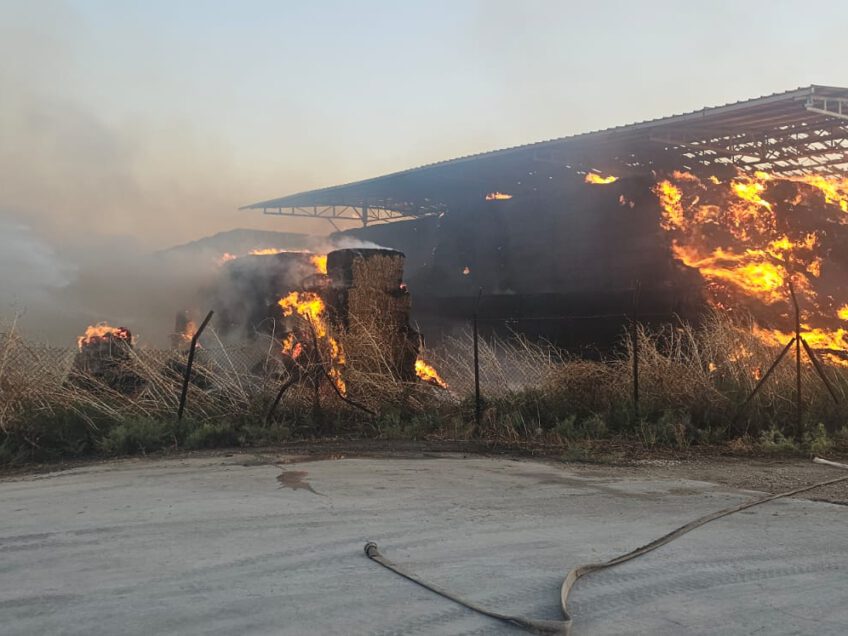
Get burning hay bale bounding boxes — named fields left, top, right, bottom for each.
left=270, top=247, right=447, bottom=417
left=69, top=323, right=145, bottom=394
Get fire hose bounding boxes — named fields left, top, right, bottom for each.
left=364, top=457, right=848, bottom=635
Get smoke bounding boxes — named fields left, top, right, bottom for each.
left=0, top=2, right=311, bottom=345
left=0, top=218, right=75, bottom=305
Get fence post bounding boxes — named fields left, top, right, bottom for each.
left=789, top=283, right=803, bottom=438
left=473, top=288, right=483, bottom=433
left=631, top=281, right=641, bottom=420
left=177, top=310, right=214, bottom=421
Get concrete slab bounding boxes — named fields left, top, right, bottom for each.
left=0, top=455, right=845, bottom=635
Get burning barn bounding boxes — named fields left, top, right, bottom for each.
left=242, top=85, right=848, bottom=361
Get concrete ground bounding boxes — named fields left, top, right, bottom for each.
left=1, top=453, right=846, bottom=635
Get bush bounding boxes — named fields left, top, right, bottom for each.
left=98, top=417, right=178, bottom=455
left=758, top=427, right=799, bottom=454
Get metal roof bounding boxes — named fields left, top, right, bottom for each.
left=242, top=85, right=848, bottom=226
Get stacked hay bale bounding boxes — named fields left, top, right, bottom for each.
left=326, top=248, right=419, bottom=386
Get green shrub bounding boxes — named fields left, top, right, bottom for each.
left=0, top=407, right=99, bottom=464
left=758, top=427, right=799, bottom=454
left=184, top=421, right=241, bottom=449
left=98, top=417, right=178, bottom=455
left=804, top=423, right=833, bottom=456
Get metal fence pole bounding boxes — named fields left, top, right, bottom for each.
left=177, top=310, right=214, bottom=421
left=632, top=281, right=641, bottom=420
left=473, top=288, right=483, bottom=432
left=789, top=283, right=803, bottom=437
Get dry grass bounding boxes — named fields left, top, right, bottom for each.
left=2, top=310, right=847, bottom=464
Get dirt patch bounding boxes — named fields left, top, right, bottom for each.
left=563, top=457, right=848, bottom=505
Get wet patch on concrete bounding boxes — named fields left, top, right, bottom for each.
left=277, top=470, right=322, bottom=495
left=278, top=453, right=346, bottom=465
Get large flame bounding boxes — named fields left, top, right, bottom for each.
left=653, top=169, right=848, bottom=365
left=77, top=323, right=131, bottom=350
left=278, top=291, right=346, bottom=393
left=415, top=358, right=448, bottom=388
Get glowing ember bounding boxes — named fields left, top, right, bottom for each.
left=584, top=173, right=618, bottom=185
left=180, top=320, right=198, bottom=343
left=77, top=323, right=131, bottom=350
left=654, top=169, right=848, bottom=365
left=462, top=266, right=470, bottom=276
left=218, top=252, right=238, bottom=264
left=485, top=192, right=513, bottom=201
left=415, top=358, right=448, bottom=388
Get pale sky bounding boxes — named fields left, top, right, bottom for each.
left=2, top=0, right=848, bottom=248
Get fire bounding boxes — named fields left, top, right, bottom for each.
left=279, top=291, right=329, bottom=338
left=791, top=174, right=848, bottom=214
left=654, top=169, right=848, bottom=366
left=223, top=249, right=329, bottom=275
left=485, top=192, right=513, bottom=200
left=415, top=358, right=448, bottom=389
left=180, top=320, right=198, bottom=343
left=277, top=291, right=346, bottom=393
left=77, top=323, right=131, bottom=350
left=310, top=254, right=328, bottom=274
left=584, top=173, right=618, bottom=185
left=249, top=248, right=285, bottom=256
left=655, top=180, right=684, bottom=231
left=281, top=333, right=303, bottom=359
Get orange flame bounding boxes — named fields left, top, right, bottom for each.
left=180, top=320, right=198, bottom=343
left=310, top=254, right=328, bottom=274
left=218, top=252, right=238, bottom=265
left=278, top=291, right=346, bottom=393
left=415, top=358, right=448, bottom=388
left=485, top=192, right=513, bottom=201
left=654, top=169, right=848, bottom=366
left=227, top=249, right=328, bottom=275
left=249, top=248, right=286, bottom=256
left=77, top=323, right=131, bottom=350
left=584, top=173, right=618, bottom=185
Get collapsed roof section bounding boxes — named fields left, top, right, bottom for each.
left=242, top=85, right=848, bottom=227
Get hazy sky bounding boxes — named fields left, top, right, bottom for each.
left=3, top=0, right=848, bottom=249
